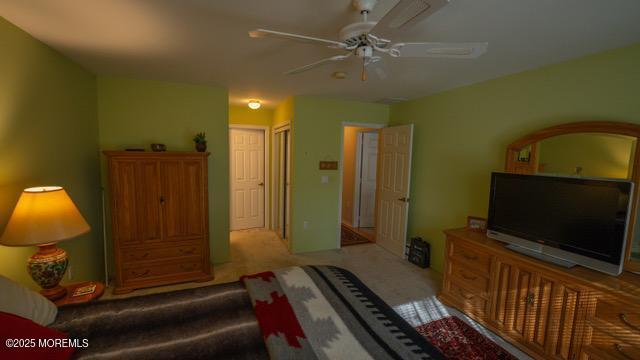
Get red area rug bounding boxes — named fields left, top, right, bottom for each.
left=415, top=316, right=516, bottom=360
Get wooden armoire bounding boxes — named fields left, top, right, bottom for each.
left=104, top=151, right=212, bottom=294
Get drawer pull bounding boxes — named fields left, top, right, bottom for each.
left=460, top=272, right=477, bottom=281
left=620, top=313, right=640, bottom=332
left=461, top=253, right=478, bottom=261
left=131, top=269, right=150, bottom=278
left=614, top=343, right=634, bottom=360
left=179, top=248, right=196, bottom=255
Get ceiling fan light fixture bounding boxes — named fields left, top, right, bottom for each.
left=248, top=100, right=261, bottom=110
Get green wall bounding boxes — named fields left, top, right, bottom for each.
left=229, top=105, right=273, bottom=127
left=390, top=43, right=640, bottom=272
left=273, top=97, right=294, bottom=128
left=0, top=17, right=102, bottom=289
left=291, top=96, right=388, bottom=253
left=97, top=76, right=229, bottom=264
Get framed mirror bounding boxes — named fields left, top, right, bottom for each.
left=505, top=122, right=640, bottom=273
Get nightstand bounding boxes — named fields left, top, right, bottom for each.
left=53, top=281, right=105, bottom=307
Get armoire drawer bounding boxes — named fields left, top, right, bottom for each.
left=449, top=239, right=492, bottom=274
left=121, top=243, right=203, bottom=263
left=122, top=257, right=204, bottom=282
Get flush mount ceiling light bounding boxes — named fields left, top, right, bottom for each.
left=248, top=100, right=261, bottom=110
left=332, top=71, right=347, bottom=79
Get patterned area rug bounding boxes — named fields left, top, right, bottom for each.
left=415, top=316, right=517, bottom=360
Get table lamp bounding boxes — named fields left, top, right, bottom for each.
left=0, top=186, right=90, bottom=300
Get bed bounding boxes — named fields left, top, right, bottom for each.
left=51, top=266, right=444, bottom=359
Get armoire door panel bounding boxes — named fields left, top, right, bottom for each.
left=112, top=160, right=139, bottom=245
left=183, top=160, right=204, bottom=237
left=136, top=160, right=162, bottom=242
left=160, top=160, right=185, bottom=240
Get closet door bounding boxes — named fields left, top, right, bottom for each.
left=159, top=160, right=185, bottom=241
left=136, top=160, right=162, bottom=242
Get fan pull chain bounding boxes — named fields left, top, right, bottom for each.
left=361, top=59, right=367, bottom=81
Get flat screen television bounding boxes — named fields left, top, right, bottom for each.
left=487, top=172, right=633, bottom=275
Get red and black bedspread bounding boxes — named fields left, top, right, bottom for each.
left=51, top=266, right=443, bottom=359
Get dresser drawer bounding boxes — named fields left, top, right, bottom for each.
left=122, top=243, right=202, bottom=263
left=593, top=299, right=640, bottom=335
left=449, top=240, right=492, bottom=274
left=583, top=326, right=640, bottom=360
left=447, top=280, right=488, bottom=316
left=122, top=257, right=203, bottom=282
left=449, top=260, right=490, bottom=296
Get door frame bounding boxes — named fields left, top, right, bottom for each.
left=338, top=122, right=386, bottom=248
left=272, top=123, right=291, bottom=245
left=228, top=124, right=270, bottom=230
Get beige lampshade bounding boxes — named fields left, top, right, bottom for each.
left=0, top=186, right=90, bottom=247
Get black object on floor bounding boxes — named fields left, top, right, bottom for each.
left=408, top=237, right=430, bottom=268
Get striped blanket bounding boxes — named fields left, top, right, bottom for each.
left=241, top=266, right=443, bottom=360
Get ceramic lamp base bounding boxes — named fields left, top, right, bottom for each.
left=27, top=244, right=69, bottom=301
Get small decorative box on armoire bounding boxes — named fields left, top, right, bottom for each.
left=104, top=151, right=212, bottom=294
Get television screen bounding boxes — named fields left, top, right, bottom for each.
left=488, top=173, right=632, bottom=268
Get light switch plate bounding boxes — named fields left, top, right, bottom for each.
left=321, top=175, right=329, bottom=184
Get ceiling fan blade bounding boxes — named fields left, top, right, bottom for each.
left=249, top=29, right=348, bottom=49
left=371, top=0, right=449, bottom=37
left=392, top=42, right=488, bottom=59
left=284, top=54, right=351, bottom=75
left=366, top=57, right=389, bottom=80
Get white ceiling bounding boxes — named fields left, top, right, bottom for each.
left=2, top=0, right=639, bottom=108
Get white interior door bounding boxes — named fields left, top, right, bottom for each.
left=375, top=124, right=413, bottom=257
left=230, top=128, right=265, bottom=230
left=358, top=131, right=378, bottom=228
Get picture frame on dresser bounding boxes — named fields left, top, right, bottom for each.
left=466, top=216, right=487, bottom=233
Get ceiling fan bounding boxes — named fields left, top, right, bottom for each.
left=249, top=0, right=488, bottom=81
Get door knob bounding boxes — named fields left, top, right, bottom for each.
left=398, top=197, right=409, bottom=203
left=258, top=182, right=264, bottom=186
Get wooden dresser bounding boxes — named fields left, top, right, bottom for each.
left=104, top=151, right=212, bottom=294
left=440, top=228, right=640, bottom=360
